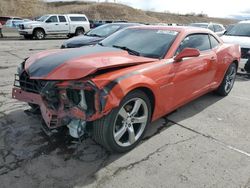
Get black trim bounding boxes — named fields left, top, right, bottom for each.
left=102, top=71, right=140, bottom=94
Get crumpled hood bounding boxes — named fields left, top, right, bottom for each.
left=25, top=45, right=155, bottom=80
left=63, top=35, right=103, bottom=48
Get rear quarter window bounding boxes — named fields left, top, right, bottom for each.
left=70, top=16, right=87, bottom=22
left=209, top=35, right=220, bottom=48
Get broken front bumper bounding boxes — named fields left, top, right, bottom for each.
left=12, top=88, right=87, bottom=128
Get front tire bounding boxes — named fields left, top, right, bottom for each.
left=93, top=90, right=152, bottom=153
left=215, top=63, right=237, bottom=96
left=34, top=29, right=45, bottom=40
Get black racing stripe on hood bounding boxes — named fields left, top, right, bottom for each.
left=27, top=45, right=121, bottom=78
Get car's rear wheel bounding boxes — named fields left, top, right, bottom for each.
left=93, top=90, right=151, bottom=153
left=75, top=28, right=84, bottom=36
left=34, top=29, right=45, bottom=40
left=215, top=63, right=237, bottom=96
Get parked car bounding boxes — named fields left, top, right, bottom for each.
left=5, top=19, right=31, bottom=28
left=12, top=26, right=240, bottom=152
left=90, top=20, right=128, bottom=28
left=0, top=16, right=22, bottom=25
left=18, top=14, right=90, bottom=40
left=221, top=20, right=250, bottom=73
left=189, top=22, right=226, bottom=36
left=61, top=23, right=141, bottom=48
left=225, top=24, right=235, bottom=33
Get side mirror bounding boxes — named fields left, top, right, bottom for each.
left=174, top=48, right=200, bottom=62
left=46, top=19, right=52, bottom=23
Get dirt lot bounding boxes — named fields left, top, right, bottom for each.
left=0, top=39, right=250, bottom=188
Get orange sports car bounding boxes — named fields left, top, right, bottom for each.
left=12, top=26, right=240, bottom=152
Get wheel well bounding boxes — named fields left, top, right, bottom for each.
left=233, top=60, right=239, bottom=69
left=33, top=27, right=45, bottom=35
left=131, top=87, right=155, bottom=119
left=75, top=27, right=85, bottom=32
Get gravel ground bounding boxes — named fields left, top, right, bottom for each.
left=0, top=39, right=250, bottom=188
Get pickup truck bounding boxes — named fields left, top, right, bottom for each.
left=18, top=14, right=90, bottom=40
left=221, top=20, right=250, bottom=73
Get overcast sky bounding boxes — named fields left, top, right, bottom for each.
left=46, top=0, right=250, bottom=19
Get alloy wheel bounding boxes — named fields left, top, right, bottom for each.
left=113, top=98, right=149, bottom=147
left=225, top=65, right=236, bottom=93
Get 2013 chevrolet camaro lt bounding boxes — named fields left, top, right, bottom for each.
left=12, top=26, right=241, bottom=152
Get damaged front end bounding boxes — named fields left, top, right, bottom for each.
left=12, top=68, right=109, bottom=138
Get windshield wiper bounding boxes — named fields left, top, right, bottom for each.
left=112, top=45, right=141, bottom=56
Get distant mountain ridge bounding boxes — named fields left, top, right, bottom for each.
left=0, top=0, right=237, bottom=25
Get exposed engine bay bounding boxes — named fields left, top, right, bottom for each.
left=13, top=67, right=108, bottom=138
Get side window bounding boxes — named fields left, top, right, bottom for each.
left=209, top=35, right=220, bottom=48
left=214, top=25, right=223, bottom=32
left=46, top=16, right=58, bottom=23
left=59, top=16, right=66, bottom=22
left=176, top=34, right=211, bottom=54
left=208, top=24, right=214, bottom=32
left=70, top=16, right=87, bottom=22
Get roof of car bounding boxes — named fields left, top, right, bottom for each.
left=105, top=22, right=141, bottom=26
left=127, top=25, right=213, bottom=33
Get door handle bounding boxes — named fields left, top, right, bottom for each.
left=55, top=24, right=59, bottom=25
left=65, top=23, right=68, bottom=25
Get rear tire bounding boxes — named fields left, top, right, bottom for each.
left=93, top=90, right=152, bottom=153
left=75, top=28, right=84, bottom=36
left=215, top=63, right=237, bottom=96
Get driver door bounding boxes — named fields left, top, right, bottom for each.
left=171, top=34, right=217, bottom=106
left=45, top=16, right=59, bottom=34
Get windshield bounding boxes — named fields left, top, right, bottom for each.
left=189, top=23, right=208, bottom=29
left=100, top=28, right=178, bottom=59
left=5, top=20, right=11, bottom=26
left=37, top=15, right=49, bottom=22
left=225, top=23, right=250, bottom=37
left=86, top=24, right=121, bottom=37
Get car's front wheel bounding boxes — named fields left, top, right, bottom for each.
left=34, top=29, right=45, bottom=40
left=215, top=63, right=237, bottom=96
left=93, top=90, right=151, bottom=153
